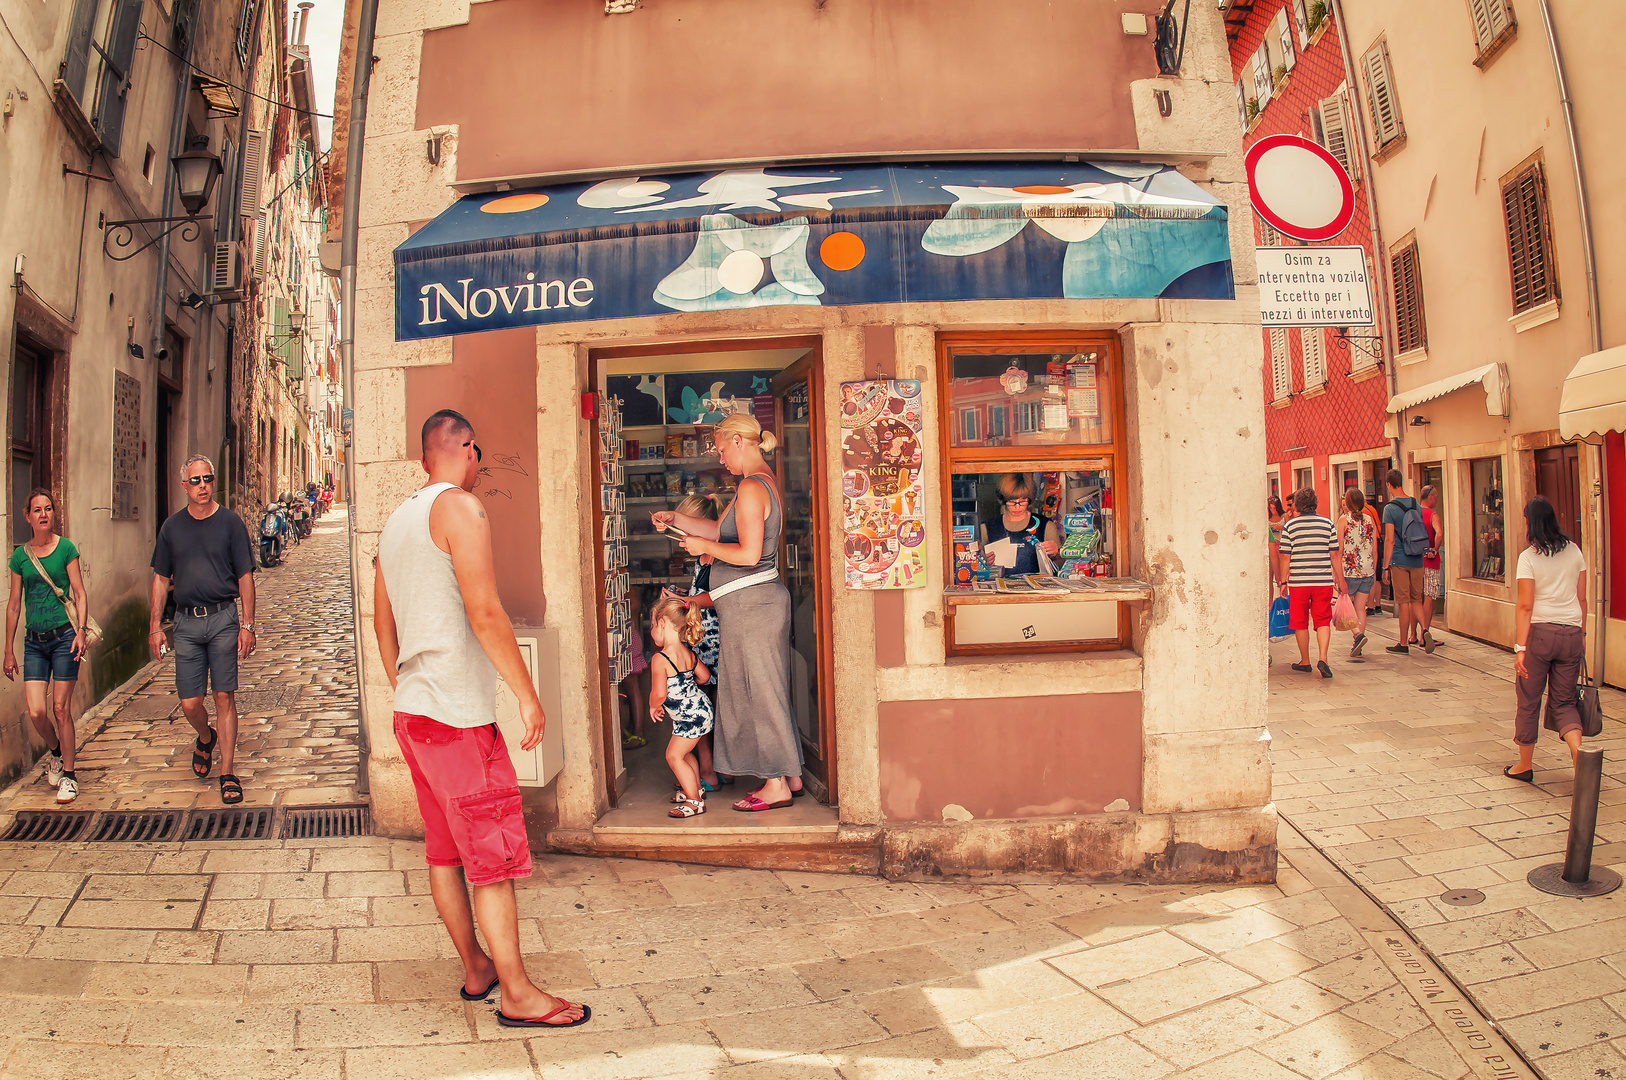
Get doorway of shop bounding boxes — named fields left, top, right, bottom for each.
left=588, top=339, right=837, bottom=836
left=1535, top=446, right=1582, bottom=549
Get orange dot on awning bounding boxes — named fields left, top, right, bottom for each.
left=820, top=231, right=866, bottom=271
left=481, top=193, right=549, bottom=214
left=1012, top=185, right=1073, bottom=195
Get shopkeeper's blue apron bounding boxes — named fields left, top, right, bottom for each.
left=981, top=513, right=1050, bottom=578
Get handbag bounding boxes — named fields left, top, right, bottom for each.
left=23, top=542, right=102, bottom=648
left=1543, top=654, right=1605, bottom=738
left=1269, top=596, right=1292, bottom=641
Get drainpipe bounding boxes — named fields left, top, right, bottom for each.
left=1328, top=0, right=1400, bottom=470
left=339, top=0, right=381, bottom=794
left=1536, top=0, right=1608, bottom=686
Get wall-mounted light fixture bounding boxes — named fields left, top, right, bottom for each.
left=1409, top=415, right=1430, bottom=427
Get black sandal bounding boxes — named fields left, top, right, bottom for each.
left=192, top=729, right=218, bottom=778
left=219, top=774, right=243, bottom=804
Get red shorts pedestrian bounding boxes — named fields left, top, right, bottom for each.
left=1288, top=585, right=1335, bottom=631
left=393, top=712, right=532, bottom=886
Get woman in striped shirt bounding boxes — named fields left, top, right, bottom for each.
left=1278, top=487, right=1347, bottom=679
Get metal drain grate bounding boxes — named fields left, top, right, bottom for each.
left=1, top=810, right=94, bottom=842
left=185, top=807, right=275, bottom=841
left=282, top=804, right=371, bottom=840
left=86, top=810, right=184, bottom=843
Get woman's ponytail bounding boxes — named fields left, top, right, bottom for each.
left=758, top=429, right=779, bottom=454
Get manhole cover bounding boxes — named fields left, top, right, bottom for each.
left=1528, top=863, right=1625, bottom=898
left=1440, top=889, right=1485, bottom=906
left=1, top=810, right=94, bottom=842
left=282, top=804, right=371, bottom=839
left=87, top=810, right=183, bottom=843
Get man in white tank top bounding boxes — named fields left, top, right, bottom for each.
left=374, top=409, right=588, bottom=1028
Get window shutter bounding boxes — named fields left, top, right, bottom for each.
left=240, top=129, right=265, bottom=213
left=93, top=0, right=143, bottom=156
left=214, top=138, right=236, bottom=237
left=1469, top=0, right=1513, bottom=51
left=1362, top=41, right=1404, bottom=147
left=1301, top=328, right=1327, bottom=388
left=1252, top=46, right=1273, bottom=103
left=59, top=0, right=98, bottom=104
left=253, top=211, right=268, bottom=277
left=1502, top=164, right=1556, bottom=313
left=1236, top=80, right=1248, bottom=130
left=1279, top=19, right=1297, bottom=71
left=1293, top=0, right=1310, bottom=38
left=1270, top=330, right=1291, bottom=400
left=1317, top=95, right=1360, bottom=182
left=1391, top=243, right=1426, bottom=354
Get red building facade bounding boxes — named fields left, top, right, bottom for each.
left=1227, top=0, right=1391, bottom=513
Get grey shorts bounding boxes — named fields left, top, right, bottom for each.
left=174, top=606, right=240, bottom=699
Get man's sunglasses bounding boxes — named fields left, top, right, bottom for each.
left=462, top=440, right=482, bottom=463
left=184, top=474, right=216, bottom=486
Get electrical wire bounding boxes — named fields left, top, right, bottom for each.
left=136, top=29, right=334, bottom=119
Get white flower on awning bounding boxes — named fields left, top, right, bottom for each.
left=653, top=213, right=825, bottom=312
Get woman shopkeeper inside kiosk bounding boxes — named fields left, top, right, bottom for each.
left=979, top=474, right=1062, bottom=578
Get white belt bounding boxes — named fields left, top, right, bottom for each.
left=708, top=566, right=779, bottom=601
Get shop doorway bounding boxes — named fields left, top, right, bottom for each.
left=1535, top=445, right=1582, bottom=549
left=589, top=339, right=837, bottom=831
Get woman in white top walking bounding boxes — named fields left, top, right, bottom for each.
left=1505, top=496, right=1588, bottom=782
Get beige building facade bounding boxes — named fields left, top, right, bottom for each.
left=336, top=0, right=1275, bottom=880
left=1338, top=0, right=1626, bottom=674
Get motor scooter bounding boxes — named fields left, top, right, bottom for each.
left=259, top=502, right=289, bottom=567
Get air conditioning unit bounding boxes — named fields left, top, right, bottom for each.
left=210, top=241, right=242, bottom=299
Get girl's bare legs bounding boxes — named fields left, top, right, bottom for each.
left=24, top=681, right=59, bottom=762
left=1351, top=590, right=1369, bottom=639
left=666, top=735, right=702, bottom=801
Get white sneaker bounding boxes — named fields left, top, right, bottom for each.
left=42, top=753, right=64, bottom=787
left=55, top=776, right=77, bottom=804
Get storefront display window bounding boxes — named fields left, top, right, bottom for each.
left=1471, top=456, right=1505, bottom=580
left=940, top=334, right=1131, bottom=655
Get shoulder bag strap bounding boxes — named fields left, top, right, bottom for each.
left=24, top=544, right=77, bottom=628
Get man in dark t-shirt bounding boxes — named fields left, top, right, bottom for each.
left=149, top=455, right=257, bottom=804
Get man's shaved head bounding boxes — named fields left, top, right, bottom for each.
left=421, top=409, right=473, bottom=455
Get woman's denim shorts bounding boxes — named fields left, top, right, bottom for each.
left=1344, top=576, right=1376, bottom=598
left=24, top=626, right=79, bottom=682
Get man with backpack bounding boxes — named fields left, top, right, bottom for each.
left=1381, top=469, right=1433, bottom=655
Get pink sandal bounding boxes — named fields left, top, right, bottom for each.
left=732, top=795, right=792, bottom=813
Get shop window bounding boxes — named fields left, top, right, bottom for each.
left=1391, top=241, right=1426, bottom=354
left=940, top=334, right=1128, bottom=656
left=1471, top=456, right=1506, bottom=580
left=1501, top=160, right=1557, bottom=315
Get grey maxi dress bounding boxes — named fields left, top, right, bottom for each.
left=710, top=474, right=803, bottom=781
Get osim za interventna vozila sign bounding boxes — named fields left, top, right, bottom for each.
left=1256, top=246, right=1375, bottom=328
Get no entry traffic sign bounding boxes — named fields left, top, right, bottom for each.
left=1246, top=134, right=1356, bottom=243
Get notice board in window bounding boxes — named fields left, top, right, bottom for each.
left=112, top=370, right=140, bottom=520
left=840, top=379, right=924, bottom=589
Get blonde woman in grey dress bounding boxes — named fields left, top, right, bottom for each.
left=652, top=413, right=802, bottom=811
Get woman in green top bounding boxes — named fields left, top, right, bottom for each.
left=3, top=489, right=88, bottom=804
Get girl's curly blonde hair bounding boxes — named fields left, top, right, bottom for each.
left=649, top=594, right=705, bottom=646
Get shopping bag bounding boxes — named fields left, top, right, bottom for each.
left=1332, top=593, right=1357, bottom=633
left=1269, top=597, right=1292, bottom=641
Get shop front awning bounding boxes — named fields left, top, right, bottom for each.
left=1560, top=345, right=1626, bottom=441
left=391, top=162, right=1235, bottom=341
left=1385, top=362, right=1509, bottom=418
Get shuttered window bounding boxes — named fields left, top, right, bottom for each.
left=1275, top=11, right=1296, bottom=72
left=1236, top=80, right=1249, bottom=130
left=1252, top=44, right=1273, bottom=104
left=1270, top=330, right=1291, bottom=401
left=1391, top=242, right=1426, bottom=355
left=1316, top=93, right=1360, bottom=182
left=1361, top=41, right=1404, bottom=149
left=1300, top=328, right=1327, bottom=389
left=1502, top=162, right=1558, bottom=314
left=1293, top=0, right=1311, bottom=38
left=240, top=128, right=265, bottom=214
left=1258, top=219, right=1281, bottom=247
left=1469, top=0, right=1514, bottom=53
left=236, top=0, right=259, bottom=67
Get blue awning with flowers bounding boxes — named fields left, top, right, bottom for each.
left=393, top=162, right=1234, bottom=341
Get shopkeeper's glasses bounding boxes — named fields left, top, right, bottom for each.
left=1002, top=497, right=1030, bottom=508
left=184, top=474, right=216, bottom=486
left=462, top=440, right=482, bottom=463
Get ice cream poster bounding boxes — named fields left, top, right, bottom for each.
left=840, top=379, right=925, bottom=590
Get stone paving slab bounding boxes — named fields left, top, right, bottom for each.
left=0, top=510, right=360, bottom=817
left=0, top=826, right=1537, bottom=1079
left=1271, top=613, right=1626, bottom=1080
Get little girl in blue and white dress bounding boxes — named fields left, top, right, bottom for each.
left=647, top=594, right=714, bottom=818
left=666, top=494, right=726, bottom=791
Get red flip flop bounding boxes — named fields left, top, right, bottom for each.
left=495, top=1001, right=591, bottom=1028
left=733, top=795, right=793, bottom=812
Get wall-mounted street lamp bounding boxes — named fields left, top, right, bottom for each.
left=102, top=136, right=223, bottom=262
left=1409, top=415, right=1430, bottom=427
